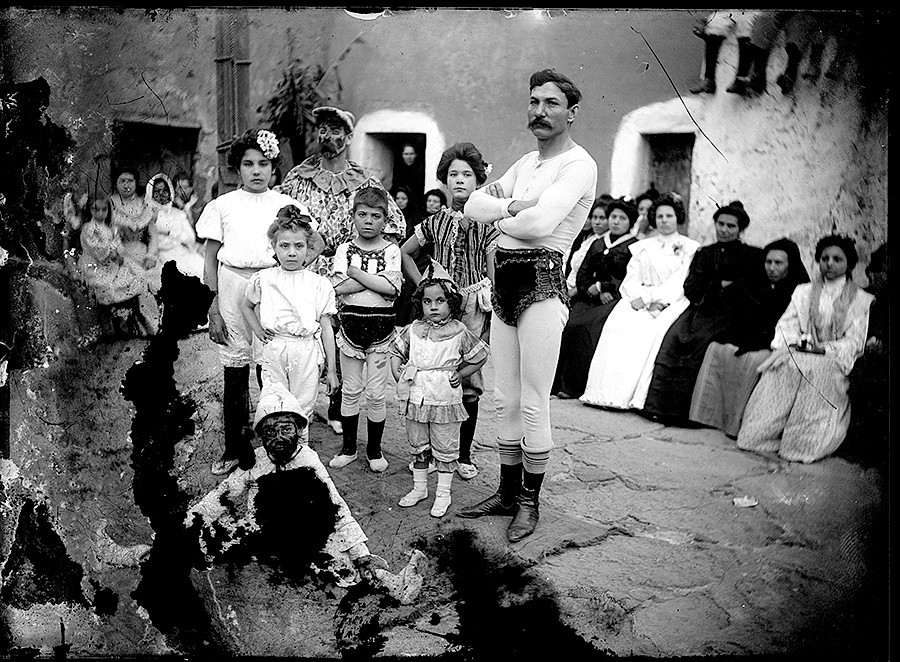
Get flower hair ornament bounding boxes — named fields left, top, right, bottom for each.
left=484, top=162, right=493, bottom=176
left=256, top=130, right=280, bottom=160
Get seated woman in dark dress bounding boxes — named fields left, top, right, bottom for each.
left=643, top=200, right=770, bottom=422
left=841, top=242, right=889, bottom=467
left=688, top=238, right=810, bottom=437
left=554, top=198, right=639, bottom=398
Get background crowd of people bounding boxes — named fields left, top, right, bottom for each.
left=59, top=90, right=888, bottom=517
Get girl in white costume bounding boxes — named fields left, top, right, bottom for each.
left=391, top=265, right=489, bottom=517
left=241, top=206, right=340, bottom=444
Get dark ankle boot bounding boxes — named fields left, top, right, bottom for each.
left=223, top=365, right=254, bottom=469
left=456, top=462, right=521, bottom=518
left=340, top=413, right=359, bottom=456
left=366, top=418, right=385, bottom=459
left=777, top=42, right=802, bottom=94
left=507, top=470, right=544, bottom=542
left=727, top=38, right=768, bottom=95
left=366, top=418, right=388, bottom=472
left=690, top=35, right=724, bottom=94
left=458, top=398, right=479, bottom=464
left=328, top=390, right=343, bottom=422
left=803, top=43, right=825, bottom=81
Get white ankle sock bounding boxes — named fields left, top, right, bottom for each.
left=399, top=468, right=429, bottom=507
left=431, top=471, right=453, bottom=517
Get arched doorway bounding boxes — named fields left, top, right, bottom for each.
left=349, top=110, right=445, bottom=203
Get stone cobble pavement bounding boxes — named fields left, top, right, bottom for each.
left=4, top=330, right=888, bottom=659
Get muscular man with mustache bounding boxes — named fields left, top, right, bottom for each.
left=458, top=69, right=598, bottom=542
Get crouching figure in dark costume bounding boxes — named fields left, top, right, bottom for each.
left=185, top=383, right=426, bottom=603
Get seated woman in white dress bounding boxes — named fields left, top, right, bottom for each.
left=146, top=173, right=205, bottom=280
left=737, top=235, right=874, bottom=463
left=580, top=193, right=699, bottom=410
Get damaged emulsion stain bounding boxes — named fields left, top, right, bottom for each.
left=0, top=499, right=90, bottom=611
left=417, top=529, right=611, bottom=660
left=121, top=263, right=393, bottom=658
left=118, top=262, right=607, bottom=659
left=120, top=262, right=230, bottom=656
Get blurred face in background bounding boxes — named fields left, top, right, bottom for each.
left=425, top=194, right=443, bottom=214
left=152, top=180, right=171, bottom=205
left=589, top=205, right=608, bottom=235
left=606, top=208, right=632, bottom=237
left=637, top=198, right=653, bottom=220
left=714, top=213, right=741, bottom=243
left=765, top=249, right=790, bottom=283
left=819, top=245, right=849, bottom=281
left=654, top=205, right=679, bottom=236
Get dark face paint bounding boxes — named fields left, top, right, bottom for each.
left=260, top=414, right=302, bottom=466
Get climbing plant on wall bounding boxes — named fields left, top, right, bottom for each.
left=257, top=59, right=343, bottom=169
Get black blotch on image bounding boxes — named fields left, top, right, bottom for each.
left=416, top=528, right=613, bottom=660
left=247, top=467, right=340, bottom=584
left=122, top=262, right=228, bottom=656
left=89, top=579, right=119, bottom=617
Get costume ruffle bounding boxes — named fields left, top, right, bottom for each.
left=397, top=401, right=469, bottom=424
left=291, top=157, right=369, bottom=195
left=336, top=328, right=396, bottom=360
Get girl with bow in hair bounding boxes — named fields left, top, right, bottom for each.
left=241, top=206, right=340, bottom=446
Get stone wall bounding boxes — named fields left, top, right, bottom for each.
left=609, top=11, right=889, bottom=276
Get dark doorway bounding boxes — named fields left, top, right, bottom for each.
left=646, top=133, right=696, bottom=229
left=368, top=132, right=427, bottom=212
left=110, top=121, right=201, bottom=196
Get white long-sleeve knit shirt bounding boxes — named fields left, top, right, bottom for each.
left=464, top=144, right=597, bottom=255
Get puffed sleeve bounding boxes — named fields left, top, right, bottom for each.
left=391, top=324, right=411, bottom=361
left=246, top=270, right=263, bottom=306
left=379, top=243, right=404, bottom=294
left=318, top=275, right=338, bottom=318
left=413, top=215, right=435, bottom=247
left=195, top=198, right=223, bottom=242
left=459, top=328, right=490, bottom=365
left=330, top=242, right=349, bottom=286
left=618, top=241, right=652, bottom=302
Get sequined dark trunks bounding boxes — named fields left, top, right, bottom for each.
left=338, top=305, right=396, bottom=352
left=492, top=247, right=569, bottom=326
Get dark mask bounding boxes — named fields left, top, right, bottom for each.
left=259, top=413, right=303, bottom=466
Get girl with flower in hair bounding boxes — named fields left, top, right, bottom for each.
left=581, top=193, right=700, bottom=410
left=390, top=263, right=490, bottom=517
left=196, top=128, right=325, bottom=476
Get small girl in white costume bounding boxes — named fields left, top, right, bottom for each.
left=241, top=205, right=341, bottom=444
left=390, top=263, right=490, bottom=517
left=196, top=128, right=324, bottom=476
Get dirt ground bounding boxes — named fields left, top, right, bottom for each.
left=2, top=313, right=890, bottom=659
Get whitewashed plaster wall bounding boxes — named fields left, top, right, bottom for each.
left=610, top=23, right=888, bottom=279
